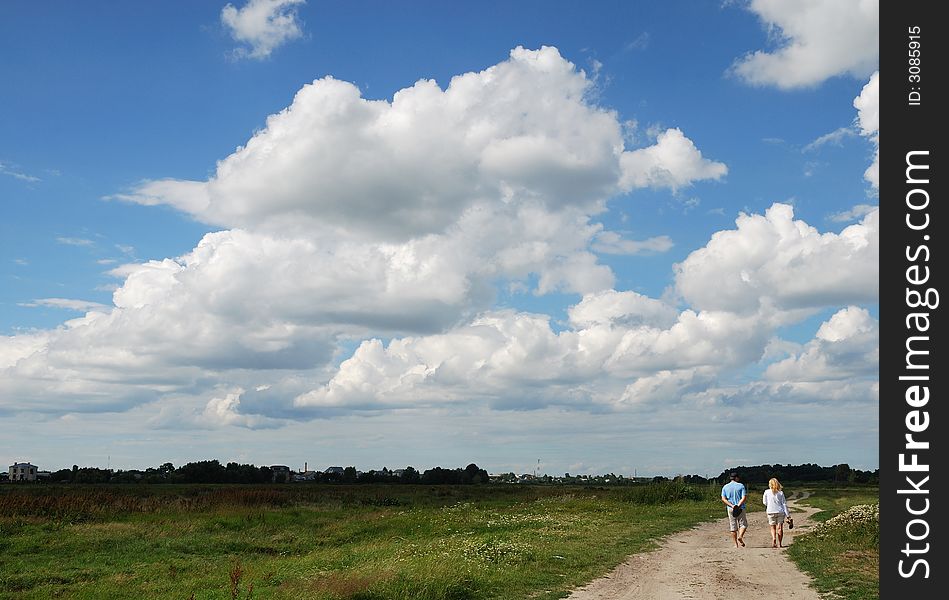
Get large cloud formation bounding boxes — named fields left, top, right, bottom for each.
left=122, top=47, right=724, bottom=238
left=0, top=46, right=878, bottom=443
left=732, top=0, right=878, bottom=89
left=294, top=204, right=878, bottom=414
left=3, top=47, right=730, bottom=417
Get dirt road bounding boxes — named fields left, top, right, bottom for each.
left=566, top=493, right=822, bottom=599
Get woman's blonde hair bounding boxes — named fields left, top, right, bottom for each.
left=769, top=478, right=783, bottom=493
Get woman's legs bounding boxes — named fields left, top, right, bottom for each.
left=770, top=523, right=778, bottom=547
left=777, top=523, right=784, bottom=547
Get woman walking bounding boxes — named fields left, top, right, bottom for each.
left=763, top=478, right=791, bottom=548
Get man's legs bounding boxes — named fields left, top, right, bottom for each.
left=727, top=511, right=740, bottom=548
left=737, top=526, right=746, bottom=547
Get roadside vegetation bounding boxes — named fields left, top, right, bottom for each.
left=787, top=485, right=879, bottom=600
left=0, top=482, right=722, bottom=600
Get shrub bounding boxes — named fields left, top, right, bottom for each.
left=618, top=482, right=718, bottom=505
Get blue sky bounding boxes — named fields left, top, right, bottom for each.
left=1, top=1, right=879, bottom=477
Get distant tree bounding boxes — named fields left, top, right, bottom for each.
left=717, top=463, right=872, bottom=485
left=834, top=463, right=852, bottom=483
left=342, top=466, right=358, bottom=483
left=175, top=460, right=225, bottom=483
left=464, top=463, right=489, bottom=484
left=111, top=470, right=142, bottom=484
left=400, top=467, right=420, bottom=483
left=357, top=470, right=377, bottom=484
left=49, top=468, right=73, bottom=483
left=72, top=467, right=111, bottom=484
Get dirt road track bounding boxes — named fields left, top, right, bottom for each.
left=566, top=493, right=822, bottom=599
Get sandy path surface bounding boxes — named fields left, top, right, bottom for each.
left=566, top=493, right=822, bottom=600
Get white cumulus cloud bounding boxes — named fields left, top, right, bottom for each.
left=296, top=300, right=773, bottom=411
left=221, top=0, right=306, bottom=60
left=732, top=0, right=878, bottom=89
left=675, top=203, right=878, bottom=314
left=619, top=128, right=727, bottom=191
left=853, top=71, right=879, bottom=188
left=118, top=47, right=725, bottom=239
left=3, top=47, right=730, bottom=422
left=765, top=306, right=878, bottom=383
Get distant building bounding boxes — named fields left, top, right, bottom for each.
left=9, top=462, right=38, bottom=482
left=324, top=466, right=345, bottom=475
left=293, top=471, right=319, bottom=482
left=270, top=465, right=291, bottom=483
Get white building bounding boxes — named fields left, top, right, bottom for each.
left=9, top=462, right=38, bottom=482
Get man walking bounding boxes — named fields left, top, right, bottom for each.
left=721, top=472, right=747, bottom=548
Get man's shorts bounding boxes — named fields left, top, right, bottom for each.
left=727, top=508, right=748, bottom=531
left=767, top=512, right=786, bottom=525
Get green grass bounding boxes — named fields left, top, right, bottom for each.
left=786, top=486, right=879, bottom=600
left=0, top=483, right=723, bottom=599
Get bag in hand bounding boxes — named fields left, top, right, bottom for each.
left=787, top=517, right=794, bottom=529
left=731, top=505, right=742, bottom=518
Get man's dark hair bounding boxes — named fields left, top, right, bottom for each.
left=729, top=472, right=739, bottom=480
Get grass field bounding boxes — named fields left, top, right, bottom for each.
left=0, top=482, right=723, bottom=599
left=787, top=485, right=879, bottom=600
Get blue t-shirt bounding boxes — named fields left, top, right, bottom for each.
left=721, top=481, right=746, bottom=509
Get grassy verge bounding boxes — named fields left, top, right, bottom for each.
left=786, top=486, right=879, bottom=600
left=0, top=483, right=722, bottom=599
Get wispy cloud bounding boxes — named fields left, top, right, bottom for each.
left=19, top=298, right=110, bottom=312
left=829, top=203, right=877, bottom=223
left=803, top=126, right=856, bottom=152
left=624, top=32, right=650, bottom=52
left=0, top=161, right=41, bottom=183
left=56, top=236, right=95, bottom=247
left=592, top=232, right=673, bottom=255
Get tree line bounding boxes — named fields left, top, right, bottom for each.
left=43, top=460, right=490, bottom=485
left=30, top=461, right=875, bottom=486
left=710, top=463, right=878, bottom=484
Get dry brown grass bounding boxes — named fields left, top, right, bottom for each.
left=305, top=571, right=390, bottom=597
left=837, top=550, right=879, bottom=578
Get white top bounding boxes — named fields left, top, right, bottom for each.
left=763, top=489, right=790, bottom=516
